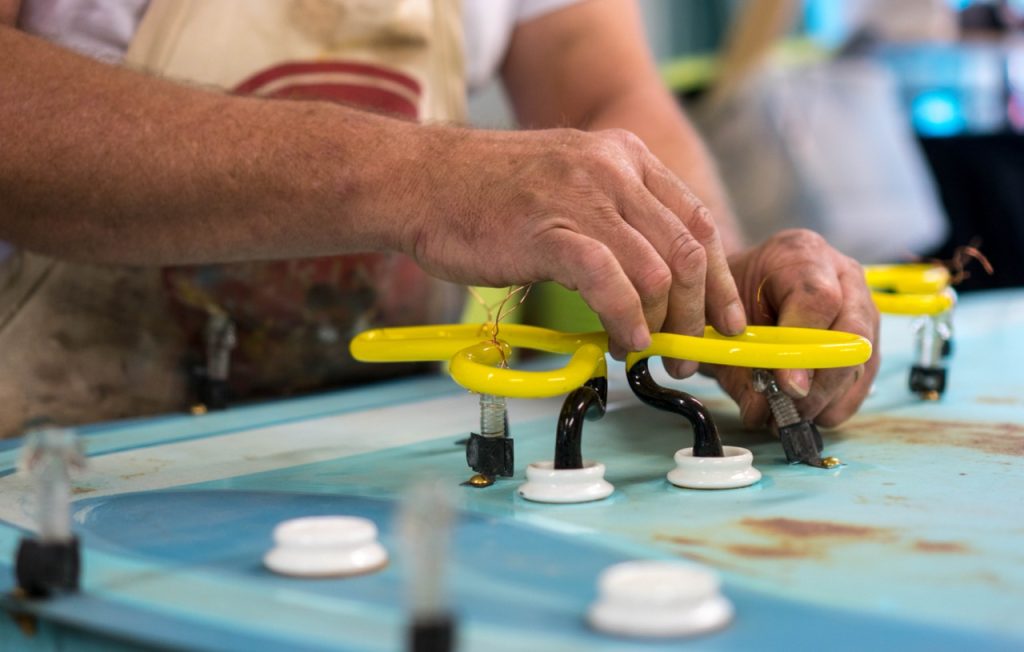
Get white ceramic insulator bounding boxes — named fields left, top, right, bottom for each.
left=588, top=560, right=734, bottom=638
left=264, top=516, right=388, bottom=578
left=667, top=446, right=761, bottom=490
left=517, top=461, right=614, bottom=504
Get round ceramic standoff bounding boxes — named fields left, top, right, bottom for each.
left=517, top=460, right=614, bottom=504
left=667, top=446, right=761, bottom=490
left=588, top=560, right=733, bottom=638
left=264, top=516, right=388, bottom=578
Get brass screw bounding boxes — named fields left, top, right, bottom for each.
left=465, top=474, right=494, bottom=488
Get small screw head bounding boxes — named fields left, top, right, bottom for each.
left=821, top=456, right=841, bottom=469
left=752, top=369, right=774, bottom=394
left=465, top=474, right=494, bottom=488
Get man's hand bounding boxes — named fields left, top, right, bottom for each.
left=400, top=126, right=747, bottom=359
left=707, top=229, right=880, bottom=428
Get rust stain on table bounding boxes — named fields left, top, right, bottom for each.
left=839, top=416, right=1024, bottom=457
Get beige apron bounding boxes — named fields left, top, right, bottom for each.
left=0, top=0, right=466, bottom=438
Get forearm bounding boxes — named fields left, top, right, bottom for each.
left=583, top=81, right=745, bottom=255
left=0, top=26, right=426, bottom=265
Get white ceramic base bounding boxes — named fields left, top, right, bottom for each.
left=264, top=516, right=388, bottom=578
left=588, top=560, right=734, bottom=638
left=667, top=446, right=761, bottom=489
left=518, top=461, right=614, bottom=503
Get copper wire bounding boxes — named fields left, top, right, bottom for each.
left=945, top=238, right=994, bottom=285
left=467, top=284, right=533, bottom=368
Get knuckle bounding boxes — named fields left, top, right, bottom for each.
left=687, top=204, right=717, bottom=242
left=667, top=232, right=707, bottom=278
left=604, top=127, right=642, bottom=148
left=800, top=275, right=843, bottom=309
left=842, top=255, right=865, bottom=275
left=777, top=228, right=827, bottom=252
left=576, top=241, right=618, bottom=285
left=635, top=260, right=673, bottom=300
left=816, top=281, right=844, bottom=308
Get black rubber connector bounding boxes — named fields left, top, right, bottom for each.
left=200, top=377, right=230, bottom=411
left=778, top=421, right=824, bottom=465
left=554, top=377, right=608, bottom=470
left=466, top=433, right=514, bottom=478
left=409, top=613, right=455, bottom=652
left=626, top=358, right=723, bottom=457
left=189, top=365, right=230, bottom=411
left=909, top=365, right=947, bottom=395
left=15, top=536, right=80, bottom=598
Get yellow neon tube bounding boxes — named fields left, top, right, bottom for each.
left=871, top=287, right=956, bottom=316
left=353, top=323, right=871, bottom=399
left=449, top=341, right=607, bottom=398
left=351, top=323, right=608, bottom=362
left=625, top=326, right=871, bottom=371
left=865, top=263, right=950, bottom=294
left=864, top=263, right=956, bottom=316
left=351, top=324, right=610, bottom=398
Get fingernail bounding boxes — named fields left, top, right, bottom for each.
left=632, top=326, right=651, bottom=351
left=724, top=301, right=747, bottom=335
left=787, top=369, right=811, bottom=398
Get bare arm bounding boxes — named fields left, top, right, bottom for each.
left=0, top=23, right=746, bottom=353
left=0, top=25, right=422, bottom=264
left=0, top=0, right=18, bottom=26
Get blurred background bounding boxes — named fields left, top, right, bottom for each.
left=468, top=0, right=1024, bottom=328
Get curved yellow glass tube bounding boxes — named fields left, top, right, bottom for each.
left=351, top=324, right=609, bottom=398
left=449, top=341, right=607, bottom=398
left=871, top=287, right=956, bottom=316
left=865, top=263, right=950, bottom=294
left=864, top=264, right=956, bottom=316
left=625, top=326, right=871, bottom=371
left=353, top=323, right=871, bottom=399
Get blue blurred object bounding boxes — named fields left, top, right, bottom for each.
left=911, top=89, right=967, bottom=136
left=876, top=44, right=1007, bottom=137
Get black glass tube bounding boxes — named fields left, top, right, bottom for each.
left=626, top=358, right=723, bottom=457
left=553, top=377, right=608, bottom=469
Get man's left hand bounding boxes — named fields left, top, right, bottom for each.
left=694, top=229, right=880, bottom=428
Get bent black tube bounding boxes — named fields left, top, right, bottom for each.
left=554, top=377, right=608, bottom=469
left=626, top=358, right=723, bottom=457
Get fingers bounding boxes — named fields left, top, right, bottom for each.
left=801, top=259, right=880, bottom=426
left=756, top=232, right=879, bottom=424
left=537, top=229, right=652, bottom=355
left=760, top=236, right=843, bottom=400
left=602, top=131, right=743, bottom=378
left=636, top=146, right=746, bottom=338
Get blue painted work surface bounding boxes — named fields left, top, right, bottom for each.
left=1, top=290, right=1022, bottom=651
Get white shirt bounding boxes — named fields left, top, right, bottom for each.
left=17, top=0, right=584, bottom=92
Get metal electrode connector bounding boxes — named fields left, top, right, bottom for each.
left=465, top=394, right=514, bottom=483
left=752, top=369, right=828, bottom=468
left=910, top=315, right=951, bottom=400
left=200, top=313, right=236, bottom=410
left=15, top=427, right=86, bottom=597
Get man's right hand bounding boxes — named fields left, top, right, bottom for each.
left=0, top=24, right=742, bottom=360
left=397, top=126, right=747, bottom=361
